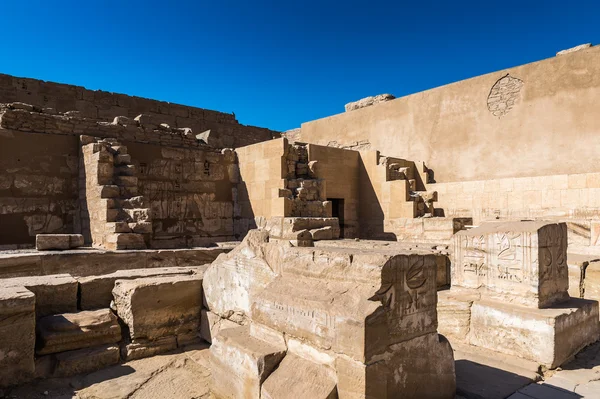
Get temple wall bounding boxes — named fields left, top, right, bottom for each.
left=0, top=131, right=79, bottom=245
left=0, top=73, right=279, bottom=148
left=300, top=46, right=600, bottom=183
left=126, top=143, right=237, bottom=248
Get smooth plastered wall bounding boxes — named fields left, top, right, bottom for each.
left=301, top=46, right=600, bottom=183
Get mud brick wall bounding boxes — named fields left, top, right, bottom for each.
left=0, top=73, right=279, bottom=148
left=0, top=131, right=79, bottom=246
left=126, top=143, right=238, bottom=248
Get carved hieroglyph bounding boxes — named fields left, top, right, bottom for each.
left=452, top=221, right=569, bottom=308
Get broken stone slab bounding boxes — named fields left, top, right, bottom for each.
left=112, top=275, right=203, bottom=341
left=345, top=93, right=395, bottom=112
left=556, top=43, right=592, bottom=56
left=199, top=309, right=240, bottom=344
left=78, top=266, right=200, bottom=310
left=0, top=273, right=77, bottom=317
left=210, top=325, right=286, bottom=399
left=0, top=286, right=35, bottom=387
left=36, top=309, right=122, bottom=355
left=121, top=336, right=177, bottom=361
left=261, top=354, right=337, bottom=399
left=452, top=221, right=569, bottom=308
left=37, top=344, right=120, bottom=378
left=469, top=298, right=599, bottom=368
left=36, top=234, right=84, bottom=250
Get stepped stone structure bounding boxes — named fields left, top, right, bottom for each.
left=1, top=43, right=600, bottom=398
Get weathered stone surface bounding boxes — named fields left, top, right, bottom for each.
left=345, top=93, right=395, bottom=112
left=210, top=325, right=286, bottom=399
left=38, top=344, right=120, bottom=378
left=452, top=221, right=569, bottom=308
left=112, top=275, right=202, bottom=340
left=105, top=233, right=146, bottom=250
left=261, top=354, right=337, bottom=399
left=122, top=336, right=178, bottom=361
left=0, top=273, right=77, bottom=317
left=556, top=43, right=592, bottom=56
left=437, top=288, right=480, bottom=342
left=78, top=266, right=200, bottom=310
left=36, top=309, right=122, bottom=355
left=469, top=298, right=599, bottom=368
left=36, top=234, right=84, bottom=250
left=0, top=286, right=35, bottom=387
left=203, top=230, right=278, bottom=320
left=199, top=309, right=240, bottom=344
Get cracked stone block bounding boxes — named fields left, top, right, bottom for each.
left=112, top=275, right=203, bottom=341
left=0, top=287, right=35, bottom=387
left=36, top=309, right=122, bottom=355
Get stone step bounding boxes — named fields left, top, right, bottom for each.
left=115, top=196, right=147, bottom=209
left=99, top=185, right=120, bottom=199
left=261, top=354, right=337, bottom=399
left=36, top=309, right=122, bottom=355
left=210, top=325, right=287, bottom=399
left=36, top=344, right=120, bottom=379
left=105, top=221, right=132, bottom=234
left=129, top=221, right=152, bottom=234
left=123, top=208, right=151, bottom=223
left=114, top=175, right=138, bottom=187
left=104, top=233, right=147, bottom=250
left=115, top=154, right=132, bottom=165
left=120, top=185, right=139, bottom=197
left=453, top=342, right=542, bottom=399
left=116, top=164, right=136, bottom=176
left=0, top=274, right=77, bottom=317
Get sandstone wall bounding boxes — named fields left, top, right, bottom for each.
left=0, top=131, right=79, bottom=245
left=301, top=46, right=600, bottom=183
left=0, top=73, right=279, bottom=148
left=127, top=143, right=237, bottom=248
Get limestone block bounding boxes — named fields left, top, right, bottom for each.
left=468, top=298, right=599, bottom=368
left=310, top=225, right=337, bottom=240
left=452, top=221, right=569, bottom=308
left=437, top=288, right=480, bottom=342
left=39, top=344, right=120, bottom=378
left=210, top=325, right=286, bottom=399
left=200, top=309, right=240, bottom=344
left=112, top=275, right=202, bottom=340
left=36, top=309, right=122, bottom=355
left=0, top=287, right=35, bottom=387
left=261, top=354, right=337, bottom=399
left=36, top=234, right=84, bottom=250
left=78, top=266, right=199, bottom=310
left=251, top=251, right=439, bottom=362
left=335, top=333, right=455, bottom=399
left=203, top=230, right=278, bottom=318
left=121, top=336, right=177, bottom=361
left=105, top=233, right=146, bottom=250
left=0, top=274, right=77, bottom=317
left=583, top=259, right=600, bottom=304
left=99, top=185, right=120, bottom=198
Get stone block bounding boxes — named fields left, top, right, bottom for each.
left=437, top=288, right=480, bottom=342
left=0, top=274, right=77, bottom=317
left=99, top=185, right=120, bottom=198
left=38, top=344, right=120, bottom=378
left=121, top=336, right=177, bottom=361
left=105, top=233, right=146, bottom=250
left=78, top=266, right=199, bottom=310
left=261, top=354, right=337, bottom=399
left=112, top=275, right=203, bottom=340
left=468, top=298, right=599, bottom=368
left=0, top=287, right=35, bottom=387
left=36, top=309, right=122, bottom=355
left=129, top=221, right=152, bottom=234
left=36, top=234, right=84, bottom=250
left=583, top=259, right=600, bottom=304
left=452, top=221, right=569, bottom=308
left=199, top=309, right=239, bottom=344
left=210, top=325, right=286, bottom=399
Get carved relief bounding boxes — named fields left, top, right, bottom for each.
left=487, top=74, right=523, bottom=117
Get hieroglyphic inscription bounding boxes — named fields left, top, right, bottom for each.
left=494, top=233, right=523, bottom=283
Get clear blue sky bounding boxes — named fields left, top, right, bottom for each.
left=2, top=1, right=598, bottom=132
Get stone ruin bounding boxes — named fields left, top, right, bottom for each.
left=1, top=43, right=600, bottom=398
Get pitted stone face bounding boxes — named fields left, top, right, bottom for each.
left=487, top=74, right=524, bottom=117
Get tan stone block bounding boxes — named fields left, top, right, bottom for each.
left=78, top=266, right=199, bottom=310
left=568, top=173, right=587, bottom=189
left=210, top=325, right=286, bottom=399
left=200, top=309, right=240, bottom=344
left=0, top=274, right=77, bottom=317
left=121, top=336, right=177, bottom=361
left=586, top=172, right=600, bottom=188
left=112, top=275, right=202, bottom=340
left=51, top=344, right=120, bottom=378
left=36, top=234, right=84, bottom=250
left=469, top=298, right=599, bottom=368
left=0, top=287, right=35, bottom=387
left=261, top=354, right=337, bottom=399
left=541, top=189, right=562, bottom=208
left=37, top=308, right=121, bottom=354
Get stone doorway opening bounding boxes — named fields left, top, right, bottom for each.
left=329, top=198, right=345, bottom=237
